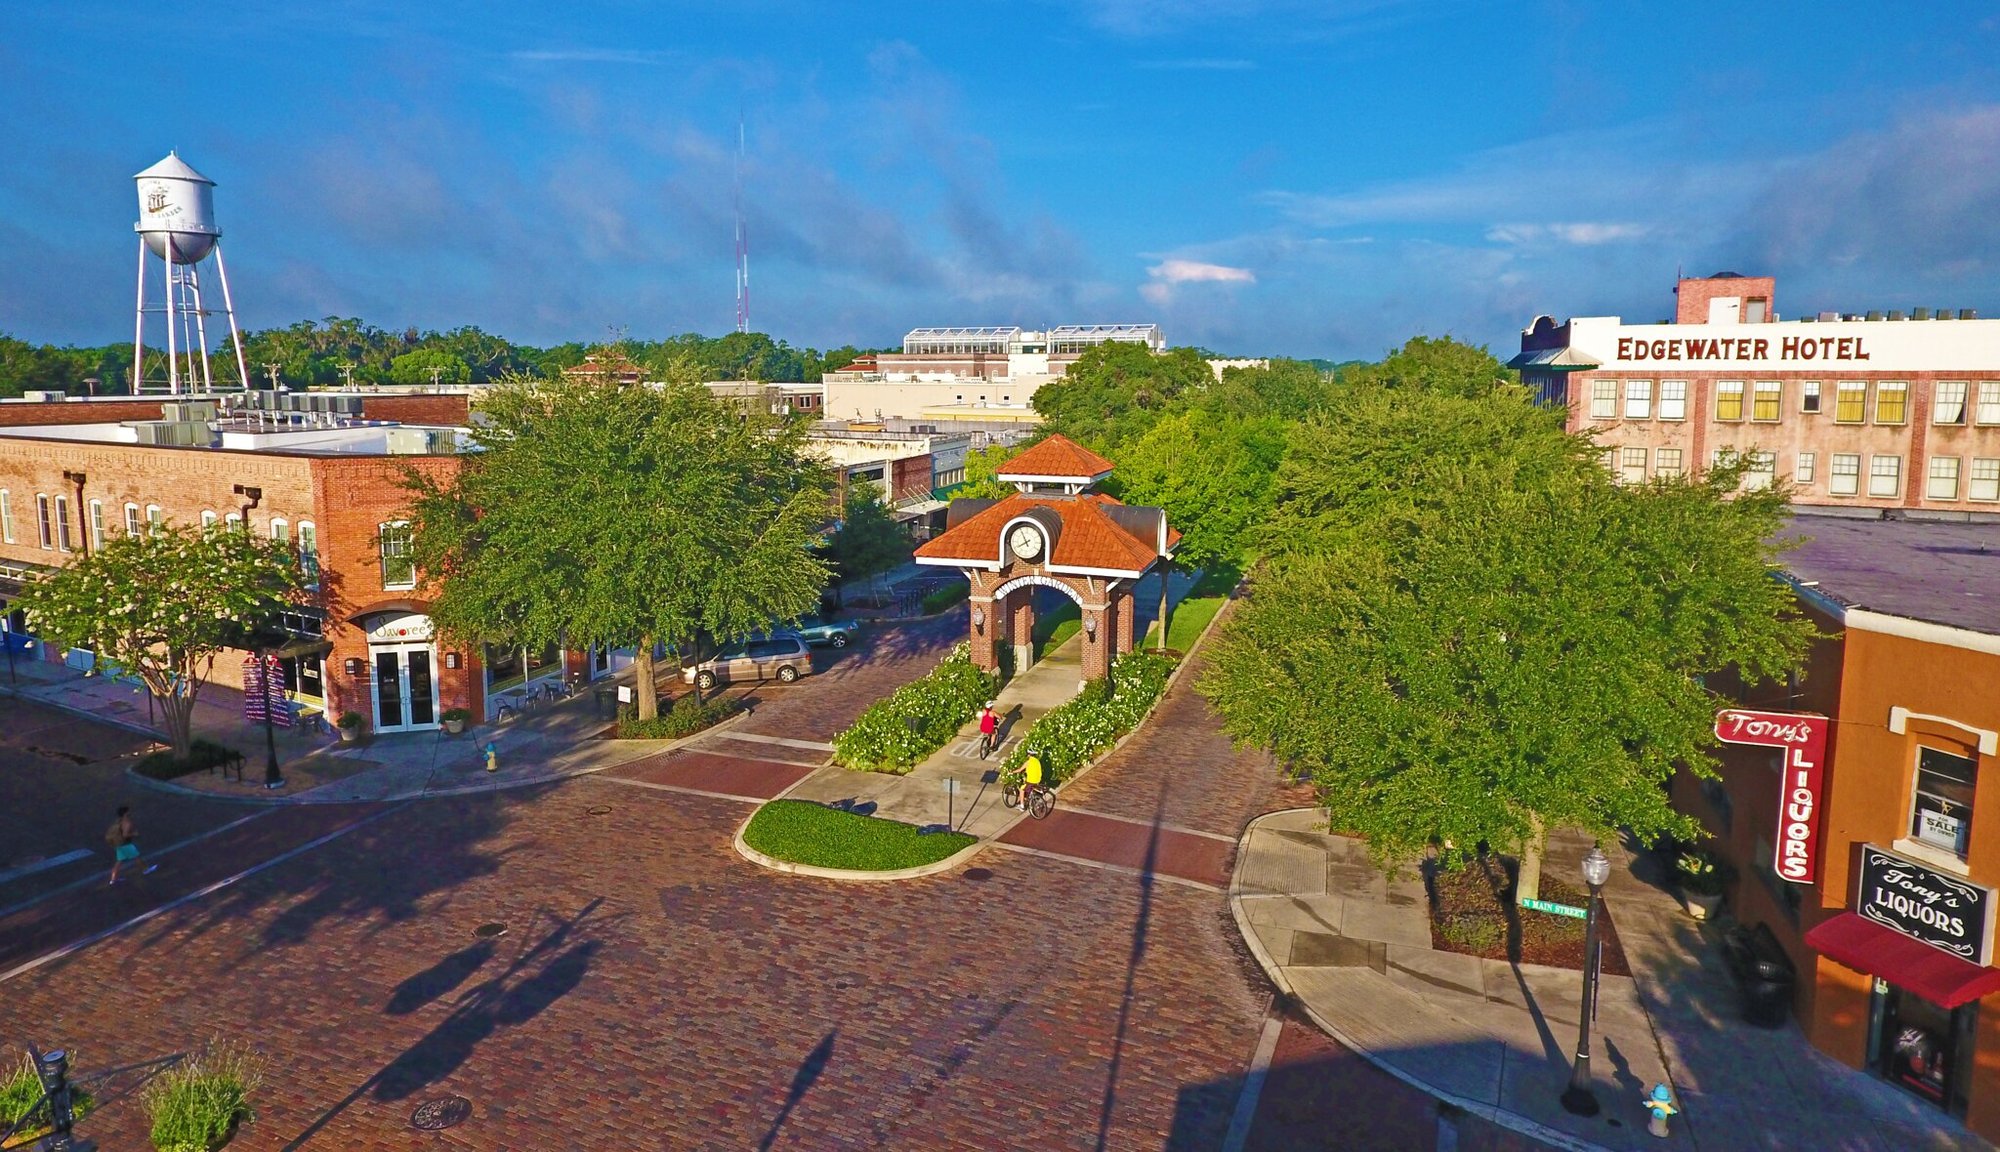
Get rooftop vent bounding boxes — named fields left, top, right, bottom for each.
left=1866, top=311, right=1884, bottom=321
left=1963, top=309, right=1981, bottom=320
left=1888, top=311, right=1906, bottom=321
left=1913, top=307, right=1931, bottom=320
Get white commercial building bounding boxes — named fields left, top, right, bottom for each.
left=823, top=324, right=1163, bottom=422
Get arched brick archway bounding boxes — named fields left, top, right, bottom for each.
left=912, top=434, right=1177, bottom=683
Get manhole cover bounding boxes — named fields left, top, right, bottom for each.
left=961, top=868, right=993, bottom=882
left=410, top=1095, right=472, bottom=1130
left=586, top=805, right=612, bottom=816
left=473, top=922, right=507, bottom=939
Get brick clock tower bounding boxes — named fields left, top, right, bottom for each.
left=913, top=434, right=1177, bottom=682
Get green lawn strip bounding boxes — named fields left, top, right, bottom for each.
left=1145, top=592, right=1225, bottom=651
left=743, top=799, right=976, bottom=871
left=1033, top=600, right=1079, bottom=647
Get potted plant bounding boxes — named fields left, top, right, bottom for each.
left=1676, top=846, right=1727, bottom=920
left=440, top=707, right=469, bottom=736
left=336, top=712, right=364, bottom=743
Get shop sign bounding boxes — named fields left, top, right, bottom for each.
left=1714, top=709, right=1828, bottom=884
left=1858, top=845, right=1995, bottom=965
left=365, top=612, right=433, bottom=643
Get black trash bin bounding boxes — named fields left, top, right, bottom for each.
left=594, top=686, right=620, bottom=720
left=1724, top=923, right=1796, bottom=1028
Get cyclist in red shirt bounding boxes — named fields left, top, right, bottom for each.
left=977, top=701, right=999, bottom=759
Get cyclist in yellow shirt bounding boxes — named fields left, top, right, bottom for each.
left=1016, top=750, right=1044, bottom=810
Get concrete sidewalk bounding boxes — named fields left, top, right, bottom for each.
left=1233, top=809, right=1989, bottom=1152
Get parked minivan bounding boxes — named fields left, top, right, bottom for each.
left=682, top=632, right=813, bottom=691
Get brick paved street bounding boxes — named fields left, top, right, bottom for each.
left=0, top=628, right=1446, bottom=1151
left=725, top=611, right=962, bottom=743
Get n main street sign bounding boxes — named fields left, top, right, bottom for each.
left=1714, top=709, right=1829, bottom=885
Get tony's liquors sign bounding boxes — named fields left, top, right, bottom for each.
left=1858, top=845, right=1995, bottom=965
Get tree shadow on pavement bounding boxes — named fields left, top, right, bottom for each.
left=1092, top=780, right=1165, bottom=1152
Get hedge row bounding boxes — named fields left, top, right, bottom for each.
left=616, top=693, right=743, bottom=740
left=1001, top=649, right=1179, bottom=786
left=833, top=643, right=998, bottom=774
left=920, top=581, right=969, bottom=614
left=134, top=738, right=243, bottom=781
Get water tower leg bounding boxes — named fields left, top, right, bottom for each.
left=133, top=238, right=148, bottom=393
left=214, top=244, right=250, bottom=390
left=164, top=255, right=179, bottom=395
left=188, top=264, right=213, bottom=392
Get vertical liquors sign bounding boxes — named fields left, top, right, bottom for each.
left=1714, top=709, right=1829, bottom=884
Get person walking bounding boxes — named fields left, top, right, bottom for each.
left=106, top=805, right=155, bottom=885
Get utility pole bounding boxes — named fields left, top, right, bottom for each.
left=263, top=363, right=283, bottom=389
left=337, top=361, right=356, bottom=390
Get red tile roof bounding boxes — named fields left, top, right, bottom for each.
left=997, top=434, right=1115, bottom=480
left=915, top=492, right=1171, bottom=574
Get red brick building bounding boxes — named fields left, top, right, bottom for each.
left=913, top=435, right=1175, bottom=682
left=1677, top=515, right=2000, bottom=1137
left=0, top=392, right=584, bottom=735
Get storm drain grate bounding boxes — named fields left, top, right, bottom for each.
left=410, top=1095, right=472, bottom=1131
left=473, top=922, right=507, bottom=939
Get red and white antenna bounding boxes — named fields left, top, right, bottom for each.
left=734, top=114, right=750, bottom=334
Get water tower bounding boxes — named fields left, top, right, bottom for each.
left=132, top=152, right=250, bottom=394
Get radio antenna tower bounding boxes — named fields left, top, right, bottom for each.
left=734, top=114, right=750, bottom=334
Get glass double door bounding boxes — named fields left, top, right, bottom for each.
left=372, top=643, right=438, bottom=732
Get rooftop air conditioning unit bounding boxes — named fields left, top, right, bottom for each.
left=21, top=390, right=66, bottom=403
left=1866, top=311, right=1884, bottom=321
left=1913, top=308, right=1930, bottom=320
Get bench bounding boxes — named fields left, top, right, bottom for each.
left=209, top=749, right=247, bottom=783
left=1721, top=921, right=1796, bottom=1028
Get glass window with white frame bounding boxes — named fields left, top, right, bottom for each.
left=1910, top=746, right=1976, bottom=860
left=1743, top=451, right=1777, bottom=491
left=146, top=505, right=163, bottom=536
left=200, top=510, right=217, bottom=531
left=379, top=521, right=415, bottom=589
left=1590, top=379, right=1618, bottom=419
left=1620, top=447, right=1647, bottom=483
left=1979, top=382, right=2000, bottom=425
left=0, top=489, right=11, bottom=544
left=1713, top=447, right=1740, bottom=469
left=1659, top=380, right=1687, bottom=421
left=1752, top=381, right=1782, bottom=421
left=1829, top=453, right=1861, bottom=495
left=224, top=512, right=243, bottom=531
left=1935, top=381, right=1969, bottom=425
left=271, top=518, right=289, bottom=545
left=36, top=495, right=53, bottom=549
left=1795, top=451, right=1816, bottom=484
left=1869, top=454, right=1902, bottom=497
left=88, top=500, right=104, bottom=551
left=1800, top=381, right=1822, bottom=414
left=1875, top=381, right=1909, bottom=424
left=1655, top=448, right=1683, bottom=478
left=1624, top=380, right=1652, bottom=419
left=53, top=495, right=72, bottom=552
left=1928, top=457, right=1961, bottom=500
left=298, top=521, right=319, bottom=587
left=124, top=503, right=140, bottom=537
left=1971, top=459, right=2000, bottom=502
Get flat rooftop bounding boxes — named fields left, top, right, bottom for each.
left=0, top=420, right=468, bottom=457
left=1781, top=513, right=2000, bottom=635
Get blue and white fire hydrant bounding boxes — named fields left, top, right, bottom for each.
left=1644, top=1082, right=1678, bottom=1138
left=484, top=742, right=498, bottom=773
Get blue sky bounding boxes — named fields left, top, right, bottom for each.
left=3, top=2, right=1999, bottom=359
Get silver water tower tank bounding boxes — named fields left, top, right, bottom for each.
left=134, top=151, right=220, bottom=264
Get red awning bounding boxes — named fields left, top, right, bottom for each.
left=1806, top=913, right=2000, bottom=1008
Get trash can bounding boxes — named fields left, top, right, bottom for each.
left=1725, top=923, right=1796, bottom=1028
left=594, top=685, right=620, bottom=720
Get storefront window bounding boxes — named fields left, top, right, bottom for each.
left=484, top=641, right=559, bottom=694
left=281, top=653, right=325, bottom=702
left=1911, top=746, right=1977, bottom=859
left=1880, top=986, right=1960, bottom=1109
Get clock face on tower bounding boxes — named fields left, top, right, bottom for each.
left=1008, top=524, right=1043, bottom=561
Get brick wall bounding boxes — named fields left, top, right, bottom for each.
left=361, top=394, right=471, bottom=425
left=1675, top=276, right=1776, bottom=325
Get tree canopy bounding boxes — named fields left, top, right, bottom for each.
left=401, top=373, right=833, bottom=718
left=14, top=525, right=305, bottom=758
left=828, top=479, right=911, bottom=601
left=1336, top=335, right=1517, bottom=399
left=1199, top=386, right=1816, bottom=871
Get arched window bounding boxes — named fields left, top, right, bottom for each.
left=378, top=521, right=415, bottom=589
left=224, top=512, right=243, bottom=531
left=200, top=510, right=218, bottom=532
left=124, top=502, right=141, bottom=537
left=296, top=521, right=318, bottom=588
left=270, top=518, right=289, bottom=545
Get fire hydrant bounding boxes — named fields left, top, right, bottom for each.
left=1644, top=1082, right=1678, bottom=1138
left=484, top=742, right=498, bottom=773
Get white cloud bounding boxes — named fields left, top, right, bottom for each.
left=1140, top=258, right=1255, bottom=305
left=1485, top=222, right=1649, bottom=246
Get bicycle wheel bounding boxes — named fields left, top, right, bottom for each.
left=1028, top=786, right=1055, bottom=820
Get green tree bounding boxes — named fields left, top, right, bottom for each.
left=957, top=444, right=1021, bottom=500
left=389, top=347, right=472, bottom=387
left=1030, top=342, right=1214, bottom=448
left=1111, top=411, right=1284, bottom=570
left=14, top=526, right=304, bottom=759
left=1339, top=335, right=1516, bottom=399
left=402, top=371, right=833, bottom=719
left=828, top=479, right=911, bottom=605
left=1200, top=389, right=1815, bottom=892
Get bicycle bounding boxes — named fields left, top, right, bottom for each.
left=977, top=730, right=997, bottom=760
left=1001, top=767, right=1056, bottom=819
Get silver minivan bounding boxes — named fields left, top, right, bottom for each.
left=682, top=632, right=813, bottom=691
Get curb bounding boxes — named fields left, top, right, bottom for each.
left=1228, top=809, right=1612, bottom=1152
left=729, top=575, right=1239, bottom=882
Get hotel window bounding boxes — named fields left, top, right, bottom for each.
left=297, top=521, right=319, bottom=587
left=1589, top=379, right=1618, bottom=419
left=1714, top=381, right=1744, bottom=421
left=1935, top=381, right=1969, bottom=425
left=1835, top=381, right=1867, bottom=423
left=1869, top=454, right=1902, bottom=497
left=1971, top=459, right=2000, bottom=502
left=1874, top=381, right=1908, bottom=424
left=88, top=500, right=105, bottom=552
left=379, top=521, right=416, bottom=589
left=200, top=511, right=217, bottom=531
left=1829, top=453, right=1861, bottom=496
left=1624, top=380, right=1652, bottom=420
left=1659, top=380, right=1687, bottom=421
left=146, top=505, right=164, bottom=536
left=1752, top=381, right=1782, bottom=421
left=1800, top=381, right=1822, bottom=414
left=271, top=518, right=289, bottom=545
left=1910, top=746, right=1976, bottom=860
left=1600, top=448, right=1617, bottom=473
left=53, top=496, right=72, bottom=552
left=1655, top=448, right=1684, bottom=478
left=1620, top=447, right=1648, bottom=483
left=1743, top=451, right=1777, bottom=491
left=124, top=503, right=140, bottom=537
left=1928, top=457, right=1962, bottom=500
left=36, top=495, right=52, bottom=549
left=0, top=489, right=10, bottom=543
left=1979, top=382, right=2000, bottom=425
left=1795, top=452, right=1816, bottom=485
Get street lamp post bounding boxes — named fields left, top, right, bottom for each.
left=1561, top=844, right=1613, bottom=1116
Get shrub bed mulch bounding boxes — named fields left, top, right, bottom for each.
left=1426, top=853, right=1630, bottom=975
